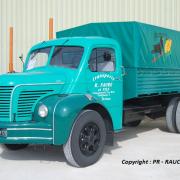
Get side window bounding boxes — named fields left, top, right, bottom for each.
left=89, top=48, right=115, bottom=72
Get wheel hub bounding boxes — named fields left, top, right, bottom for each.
left=79, top=122, right=100, bottom=156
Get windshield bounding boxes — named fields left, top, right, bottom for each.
left=50, top=46, right=84, bottom=69
left=26, top=46, right=84, bottom=70
left=26, top=47, right=51, bottom=70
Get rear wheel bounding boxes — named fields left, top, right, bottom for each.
left=175, top=101, right=180, bottom=133
left=124, top=120, right=142, bottom=127
left=63, top=110, right=106, bottom=167
left=166, top=97, right=179, bottom=133
left=4, top=144, right=28, bottom=150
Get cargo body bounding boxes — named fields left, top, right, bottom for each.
left=57, top=22, right=180, bottom=99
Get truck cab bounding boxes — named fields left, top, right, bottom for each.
left=0, top=37, right=123, bottom=167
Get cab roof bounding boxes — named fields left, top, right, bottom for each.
left=30, top=36, right=118, bottom=51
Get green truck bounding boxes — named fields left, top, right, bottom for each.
left=0, top=22, right=180, bottom=167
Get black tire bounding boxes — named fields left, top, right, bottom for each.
left=63, top=110, right=106, bottom=167
left=124, top=120, right=142, bottom=127
left=4, top=144, right=28, bottom=150
left=175, top=101, right=180, bottom=133
left=166, top=97, right=179, bottom=133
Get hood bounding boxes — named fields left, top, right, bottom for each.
left=0, top=67, right=76, bottom=86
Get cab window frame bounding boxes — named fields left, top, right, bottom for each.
left=88, top=47, right=116, bottom=72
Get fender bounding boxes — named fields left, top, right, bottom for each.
left=35, top=94, right=98, bottom=145
left=52, top=94, right=98, bottom=145
left=34, top=94, right=115, bottom=145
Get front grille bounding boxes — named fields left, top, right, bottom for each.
left=17, top=90, right=53, bottom=119
left=0, top=86, right=13, bottom=120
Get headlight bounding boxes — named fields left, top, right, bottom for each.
left=38, top=104, right=48, bottom=118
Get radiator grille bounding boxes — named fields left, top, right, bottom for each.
left=0, top=86, right=13, bottom=119
left=17, top=90, right=53, bottom=119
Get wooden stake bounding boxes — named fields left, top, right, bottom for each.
left=9, top=27, right=14, bottom=73
left=49, top=18, right=53, bottom=40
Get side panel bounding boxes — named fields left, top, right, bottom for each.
left=137, top=68, right=180, bottom=95
left=124, top=67, right=180, bottom=100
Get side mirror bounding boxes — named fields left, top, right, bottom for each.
left=19, top=54, right=24, bottom=65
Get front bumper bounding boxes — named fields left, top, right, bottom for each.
left=0, top=121, right=53, bottom=144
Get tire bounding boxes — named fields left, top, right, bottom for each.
left=124, top=120, right=142, bottom=127
left=166, top=97, right=179, bottom=133
left=63, top=110, right=106, bottom=167
left=175, top=101, right=180, bottom=133
left=4, top=144, right=28, bottom=150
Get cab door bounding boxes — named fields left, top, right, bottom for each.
left=85, top=45, right=123, bottom=130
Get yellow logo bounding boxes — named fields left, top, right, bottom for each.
left=164, top=39, right=172, bottom=54
left=151, top=33, right=172, bottom=63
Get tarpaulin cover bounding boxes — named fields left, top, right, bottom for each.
left=56, top=22, right=180, bottom=69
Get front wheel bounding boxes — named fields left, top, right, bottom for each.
left=63, top=110, right=106, bottom=167
left=4, top=144, right=28, bottom=150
